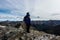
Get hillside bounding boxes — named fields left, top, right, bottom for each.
left=0, top=23, right=60, bottom=40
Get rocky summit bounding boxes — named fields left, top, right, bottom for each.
left=0, top=23, right=60, bottom=40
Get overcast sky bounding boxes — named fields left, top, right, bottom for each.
left=0, top=0, right=60, bottom=21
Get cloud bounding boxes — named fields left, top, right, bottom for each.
left=51, top=13, right=60, bottom=16
left=0, top=0, right=60, bottom=21
left=0, top=0, right=26, bottom=21
left=0, top=13, right=23, bottom=21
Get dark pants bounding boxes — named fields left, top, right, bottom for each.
left=26, top=24, right=30, bottom=33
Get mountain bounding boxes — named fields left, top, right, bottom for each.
left=0, top=22, right=60, bottom=40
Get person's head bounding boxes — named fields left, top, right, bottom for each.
left=26, top=12, right=30, bottom=17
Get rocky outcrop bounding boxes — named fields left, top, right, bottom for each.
left=0, top=23, right=60, bottom=40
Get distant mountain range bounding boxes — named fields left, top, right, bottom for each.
left=0, top=20, right=60, bottom=35
left=0, top=20, right=60, bottom=26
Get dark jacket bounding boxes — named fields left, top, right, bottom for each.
left=23, top=16, right=31, bottom=25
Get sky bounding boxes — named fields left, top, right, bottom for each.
left=0, top=0, right=60, bottom=21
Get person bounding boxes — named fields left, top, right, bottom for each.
left=23, top=12, right=31, bottom=33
